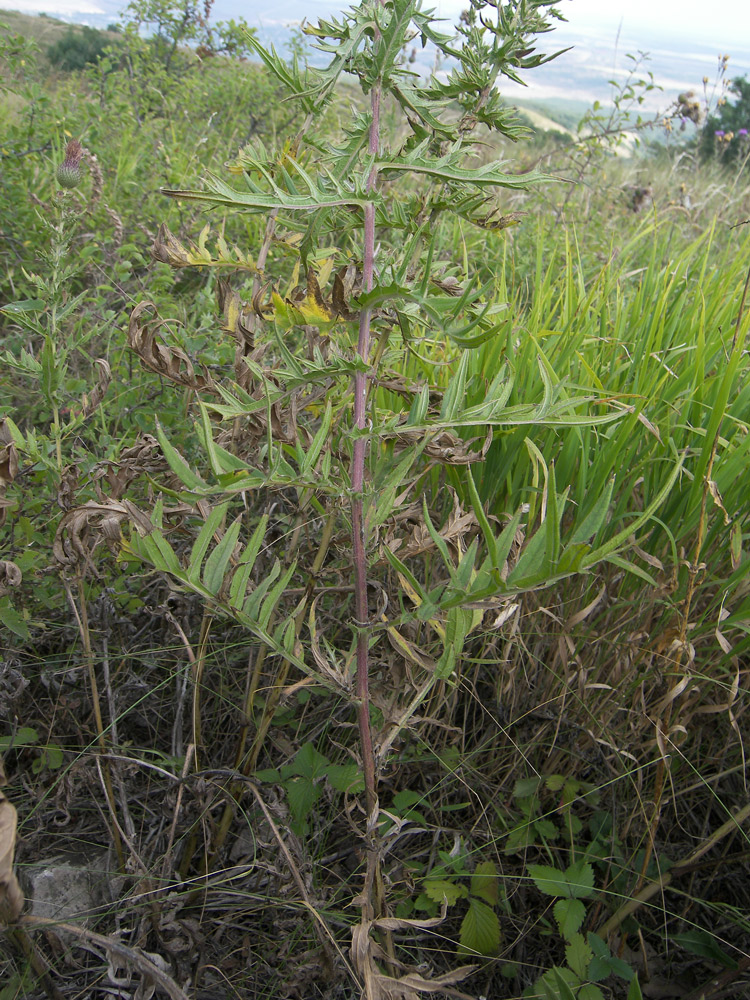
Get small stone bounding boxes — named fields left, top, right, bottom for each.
left=23, top=853, right=110, bottom=924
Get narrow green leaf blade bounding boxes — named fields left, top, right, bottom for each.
left=203, top=515, right=242, bottom=595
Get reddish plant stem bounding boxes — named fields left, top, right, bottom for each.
left=353, top=83, right=381, bottom=819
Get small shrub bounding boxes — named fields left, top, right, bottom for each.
left=47, top=25, right=112, bottom=71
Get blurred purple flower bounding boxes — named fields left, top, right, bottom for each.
left=714, top=130, right=725, bottom=137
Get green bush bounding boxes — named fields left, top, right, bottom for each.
left=47, top=25, right=113, bottom=71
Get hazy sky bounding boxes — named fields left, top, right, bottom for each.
left=8, top=0, right=749, bottom=42
left=244, top=0, right=746, bottom=46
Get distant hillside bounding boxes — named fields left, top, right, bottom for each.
left=513, top=97, right=591, bottom=132
left=0, top=7, right=120, bottom=65
left=0, top=7, right=81, bottom=45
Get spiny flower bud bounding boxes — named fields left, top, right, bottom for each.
left=57, top=139, right=83, bottom=189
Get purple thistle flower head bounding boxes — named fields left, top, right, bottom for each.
left=738, top=128, right=749, bottom=137
left=714, top=130, right=725, bottom=137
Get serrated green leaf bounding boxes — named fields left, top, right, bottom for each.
left=504, top=822, right=535, bottom=854
left=533, top=819, right=559, bottom=840
left=565, top=932, right=593, bottom=978
left=545, top=774, right=566, bottom=792
left=578, top=986, right=605, bottom=1000
left=284, top=775, right=320, bottom=829
left=565, top=859, right=595, bottom=899
left=513, top=777, right=542, bottom=799
left=458, top=897, right=500, bottom=956
left=255, top=768, right=281, bottom=782
left=586, top=933, right=635, bottom=981
left=471, top=861, right=498, bottom=906
left=290, top=741, right=329, bottom=779
left=553, top=898, right=586, bottom=940
left=528, top=863, right=569, bottom=898
left=377, top=143, right=549, bottom=191
left=326, top=763, right=364, bottom=794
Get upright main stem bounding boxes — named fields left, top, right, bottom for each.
left=352, top=84, right=381, bottom=819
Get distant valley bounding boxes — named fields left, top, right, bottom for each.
left=4, top=0, right=749, bottom=131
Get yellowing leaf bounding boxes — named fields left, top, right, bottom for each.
left=471, top=861, right=498, bottom=906
left=423, top=879, right=467, bottom=906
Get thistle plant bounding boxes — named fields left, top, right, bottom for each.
left=109, top=0, right=691, bottom=990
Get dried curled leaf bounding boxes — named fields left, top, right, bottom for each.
left=128, top=302, right=215, bottom=392
left=0, top=787, right=24, bottom=924
left=332, top=265, right=358, bottom=320
left=707, top=479, right=730, bottom=526
left=0, top=438, right=19, bottom=528
left=351, top=913, right=476, bottom=1000
left=152, top=222, right=192, bottom=267
left=80, top=359, right=112, bottom=419
left=394, top=427, right=492, bottom=466
left=54, top=499, right=152, bottom=575
left=473, top=209, right=525, bottom=231
left=0, top=561, right=22, bottom=597
left=0, top=441, right=18, bottom=489
left=217, top=277, right=255, bottom=351
left=152, top=222, right=257, bottom=272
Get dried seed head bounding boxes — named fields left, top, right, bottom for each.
left=57, top=139, right=83, bottom=189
